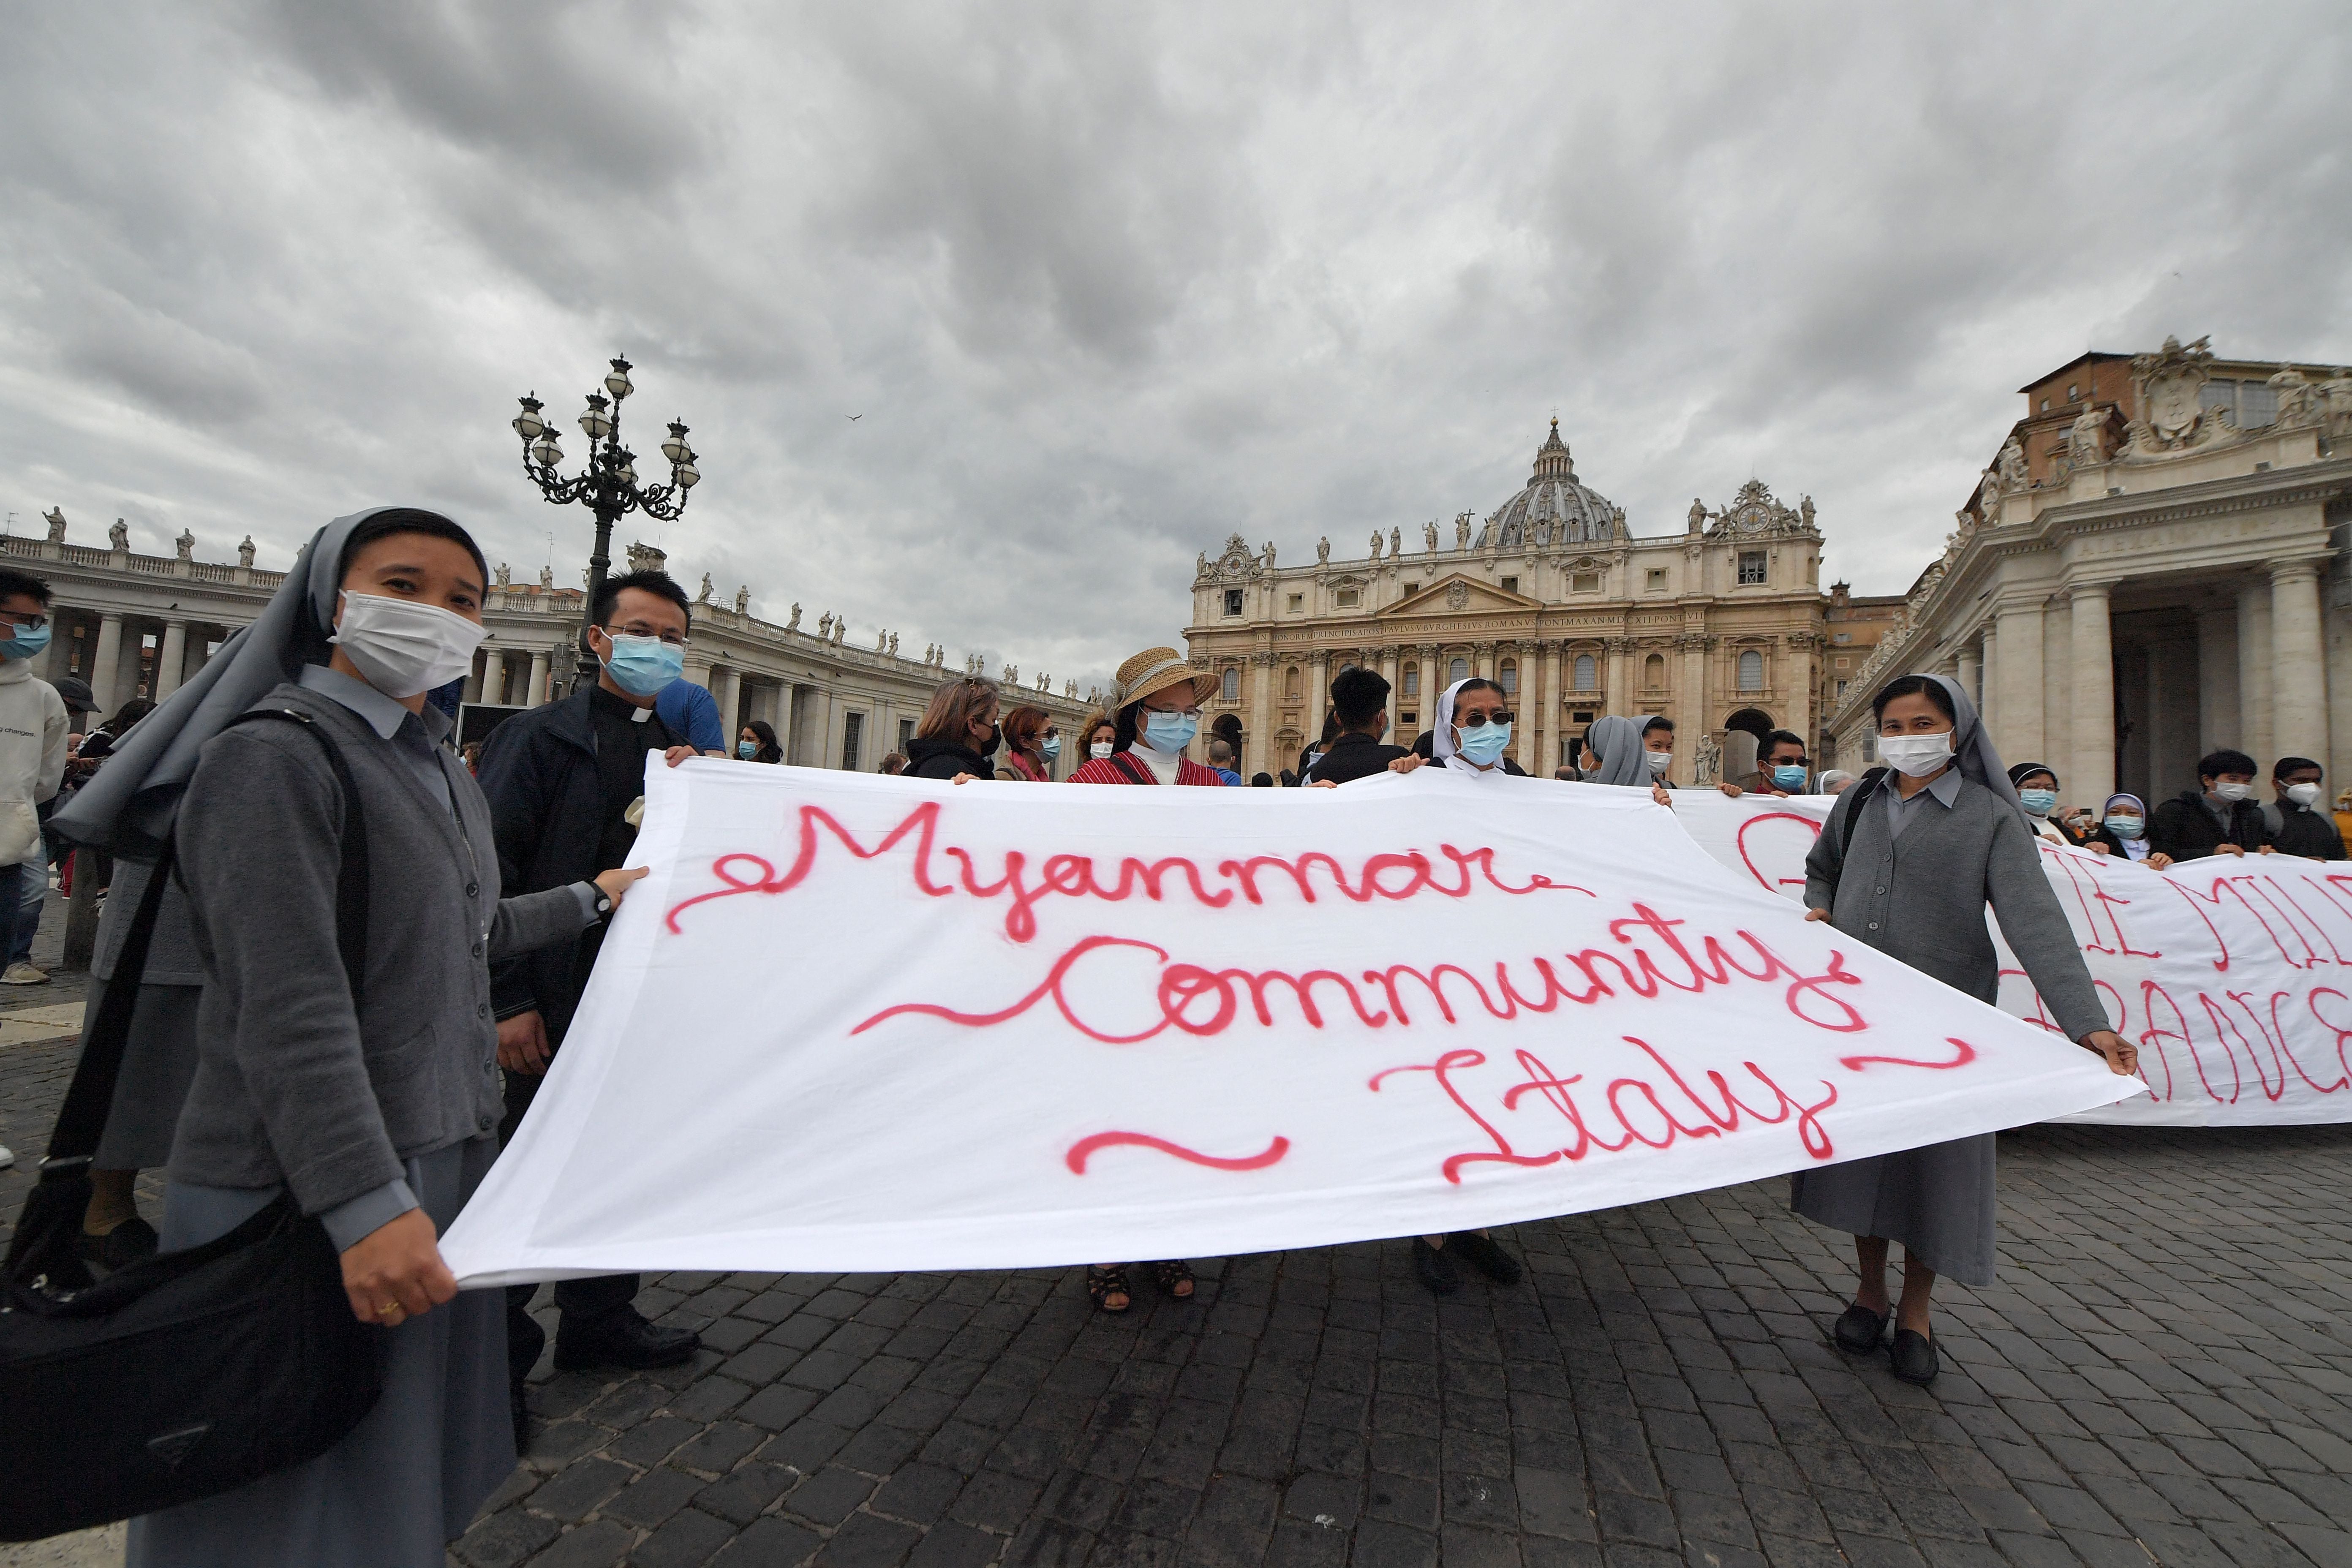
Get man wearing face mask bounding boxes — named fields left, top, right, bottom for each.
left=0, top=570, right=68, bottom=1003
left=1733, top=729, right=1810, bottom=796
left=2263, top=757, right=2346, bottom=860
left=2148, top=749, right=2272, bottom=862
left=475, top=569, right=702, bottom=1405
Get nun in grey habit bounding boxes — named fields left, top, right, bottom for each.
left=1792, top=672, right=2133, bottom=1383
left=56, top=508, right=611, bottom=1567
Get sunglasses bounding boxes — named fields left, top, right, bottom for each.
left=1455, top=710, right=1513, bottom=730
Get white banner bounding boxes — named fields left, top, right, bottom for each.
left=441, top=765, right=2139, bottom=1285
left=1671, top=790, right=2352, bottom=1127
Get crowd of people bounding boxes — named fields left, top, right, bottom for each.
left=0, top=508, right=2287, bottom=1562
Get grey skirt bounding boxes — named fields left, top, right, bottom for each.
left=92, top=980, right=202, bottom=1172
left=1788, top=1132, right=1997, bottom=1287
left=125, top=1138, right=513, bottom=1568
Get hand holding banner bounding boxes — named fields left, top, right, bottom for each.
left=441, top=767, right=2140, bottom=1285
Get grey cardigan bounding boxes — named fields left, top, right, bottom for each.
left=169, top=682, right=593, bottom=1216
left=1804, top=770, right=2109, bottom=1040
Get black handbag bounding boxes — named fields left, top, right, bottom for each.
left=0, top=708, right=385, bottom=1541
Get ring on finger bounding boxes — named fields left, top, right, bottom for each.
left=377, top=1301, right=406, bottom=1323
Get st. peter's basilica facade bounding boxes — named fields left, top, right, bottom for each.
left=1184, top=419, right=1900, bottom=783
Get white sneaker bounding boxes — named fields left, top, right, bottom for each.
left=1, top=962, right=47, bottom=985
left=0, top=1146, right=13, bottom=1171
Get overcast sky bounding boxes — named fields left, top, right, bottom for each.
left=3, top=4, right=2347, bottom=692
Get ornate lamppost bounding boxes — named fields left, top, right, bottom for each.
left=510, top=356, right=700, bottom=690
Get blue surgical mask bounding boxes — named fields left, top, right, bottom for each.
left=738, top=740, right=759, bottom=759
left=1141, top=710, right=1199, bottom=753
left=2019, top=788, right=2058, bottom=816
left=1039, top=734, right=1062, bottom=760
left=2105, top=815, right=2144, bottom=840
left=1457, top=721, right=1512, bottom=766
left=0, top=622, right=52, bottom=662
left=601, top=633, right=683, bottom=697
left=1771, top=764, right=1809, bottom=790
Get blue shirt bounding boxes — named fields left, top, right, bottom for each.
left=655, top=681, right=725, bottom=753
left=1211, top=767, right=1242, bottom=787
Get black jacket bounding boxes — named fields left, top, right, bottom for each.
left=1304, top=730, right=1410, bottom=784
left=1407, top=731, right=1527, bottom=776
left=476, top=685, right=676, bottom=1041
left=2148, top=789, right=2268, bottom=862
left=2265, top=798, right=2347, bottom=860
left=904, top=734, right=993, bottom=781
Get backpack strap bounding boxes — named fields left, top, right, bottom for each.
left=1831, top=766, right=1889, bottom=869
left=30, top=708, right=369, bottom=1178
left=1111, top=751, right=1158, bottom=786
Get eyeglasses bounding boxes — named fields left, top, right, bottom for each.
left=602, top=622, right=689, bottom=648
left=1455, top=710, right=1513, bottom=730
left=1, top=613, right=49, bottom=633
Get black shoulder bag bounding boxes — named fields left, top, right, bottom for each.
left=0, top=709, right=384, bottom=1540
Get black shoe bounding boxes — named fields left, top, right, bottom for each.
left=1412, top=1237, right=1461, bottom=1295
left=1833, top=1303, right=1888, bottom=1353
left=1890, top=1328, right=1938, bottom=1385
left=510, top=1383, right=532, bottom=1457
left=79, top=1216, right=159, bottom=1270
left=1446, top=1230, right=1523, bottom=1285
left=552, top=1305, right=700, bottom=1372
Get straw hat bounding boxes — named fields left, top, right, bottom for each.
left=1112, top=647, right=1217, bottom=709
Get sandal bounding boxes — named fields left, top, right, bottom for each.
left=1087, top=1265, right=1132, bottom=1313
left=1149, top=1259, right=1195, bottom=1299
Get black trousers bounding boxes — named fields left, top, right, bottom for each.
left=501, top=1065, right=639, bottom=1385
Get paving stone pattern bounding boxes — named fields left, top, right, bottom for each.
left=6, top=1015, right=2351, bottom=1568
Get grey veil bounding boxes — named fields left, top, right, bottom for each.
left=1583, top=714, right=1659, bottom=788
left=1908, top=672, right=2021, bottom=815
left=52, top=508, right=383, bottom=858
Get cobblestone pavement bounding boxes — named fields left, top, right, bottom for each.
left=6, top=974, right=2351, bottom=1568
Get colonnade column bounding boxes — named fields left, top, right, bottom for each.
left=1305, top=653, right=1328, bottom=754
left=1993, top=601, right=2044, bottom=765
left=1678, top=635, right=1707, bottom=786
left=1249, top=654, right=1273, bottom=779
left=1378, top=647, right=1399, bottom=740
left=2069, top=583, right=2115, bottom=807
left=2271, top=559, right=2328, bottom=764
left=527, top=648, right=552, bottom=707
left=88, top=614, right=124, bottom=718
left=1955, top=642, right=1981, bottom=712
left=1603, top=637, right=1630, bottom=722
left=1978, top=621, right=1998, bottom=738
left=463, top=649, right=487, bottom=705
left=155, top=620, right=188, bottom=700
left=2236, top=577, right=2275, bottom=767
left=716, top=666, right=742, bottom=748
left=1541, top=642, right=1563, bottom=771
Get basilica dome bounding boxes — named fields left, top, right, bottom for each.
left=1480, top=419, right=1624, bottom=549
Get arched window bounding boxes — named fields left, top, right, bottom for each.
left=1402, top=663, right=1419, bottom=696
left=1221, top=667, right=1241, bottom=702
left=1643, top=653, right=1666, bottom=689
left=1737, top=649, right=1764, bottom=691
left=1284, top=666, right=1301, bottom=700
left=1573, top=654, right=1597, bottom=691
left=1499, top=659, right=1518, bottom=695
left=1448, top=656, right=1469, bottom=684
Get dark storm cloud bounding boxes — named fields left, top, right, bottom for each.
left=2, top=2, right=2347, bottom=688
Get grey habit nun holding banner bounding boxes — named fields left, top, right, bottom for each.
left=53, top=508, right=605, bottom=1568
left=1792, top=674, right=2115, bottom=1326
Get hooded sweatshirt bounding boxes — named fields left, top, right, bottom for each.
left=0, top=661, right=68, bottom=862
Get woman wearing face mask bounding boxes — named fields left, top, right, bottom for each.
left=1574, top=713, right=1676, bottom=806
left=1069, top=648, right=1224, bottom=788
left=1075, top=713, right=1116, bottom=770
left=2005, top=763, right=2071, bottom=844
left=995, top=705, right=1059, bottom=781
left=736, top=720, right=783, bottom=764
left=1794, top=673, right=2137, bottom=1387
left=2083, top=793, right=2170, bottom=867
left=1391, top=678, right=1525, bottom=779
left=65, top=509, right=648, bottom=1568
left=1066, top=648, right=1222, bottom=1310
left=904, top=677, right=1002, bottom=781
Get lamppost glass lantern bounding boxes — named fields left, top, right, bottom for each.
left=511, top=355, right=702, bottom=692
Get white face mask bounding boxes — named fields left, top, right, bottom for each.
left=1644, top=750, right=1672, bottom=775
left=1877, top=732, right=1954, bottom=778
left=2287, top=782, right=2324, bottom=807
left=332, top=591, right=486, bottom=699
left=2212, top=781, right=2253, bottom=803
left=1089, top=741, right=1113, bottom=761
